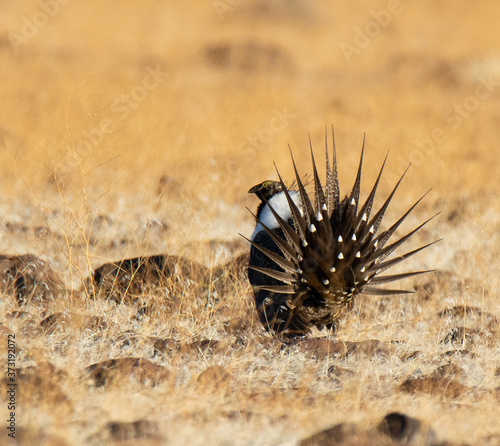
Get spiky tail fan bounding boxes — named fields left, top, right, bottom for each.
left=245, top=128, right=439, bottom=334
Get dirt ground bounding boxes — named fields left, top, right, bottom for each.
left=0, top=1, right=499, bottom=445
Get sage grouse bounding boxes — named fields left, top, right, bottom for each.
left=245, top=130, right=439, bottom=335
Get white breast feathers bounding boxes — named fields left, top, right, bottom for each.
left=251, top=191, right=302, bottom=240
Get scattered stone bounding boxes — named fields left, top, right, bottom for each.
left=39, top=312, right=71, bottom=334
left=223, top=317, right=248, bottom=334
left=0, top=254, right=65, bottom=304
left=440, top=326, right=482, bottom=347
left=440, top=349, right=476, bottom=359
left=152, top=338, right=228, bottom=357
left=7, top=310, right=31, bottom=319
left=182, top=339, right=230, bottom=355
left=152, top=337, right=179, bottom=356
left=377, top=412, right=437, bottom=445
left=15, top=427, right=68, bottom=446
left=301, top=412, right=438, bottom=446
left=0, top=325, right=13, bottom=336
left=197, top=365, right=231, bottom=390
left=39, top=313, right=108, bottom=334
left=237, top=0, right=318, bottom=23
left=495, top=386, right=500, bottom=402
left=438, top=306, right=498, bottom=331
left=86, top=357, right=170, bottom=387
left=399, top=376, right=469, bottom=399
left=88, top=254, right=207, bottom=304
left=345, top=340, right=389, bottom=358
left=13, top=361, right=69, bottom=406
left=294, top=339, right=348, bottom=358
left=204, top=40, right=293, bottom=73
left=86, top=251, right=249, bottom=305
left=293, top=338, right=389, bottom=359
left=156, top=173, right=181, bottom=198
left=430, top=363, right=465, bottom=380
left=327, top=365, right=355, bottom=381
left=401, top=350, right=422, bottom=361
left=480, top=433, right=500, bottom=446
left=81, top=315, right=108, bottom=331
left=104, top=419, right=159, bottom=442
left=299, top=422, right=382, bottom=446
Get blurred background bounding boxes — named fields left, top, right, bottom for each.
left=0, top=0, right=499, bottom=267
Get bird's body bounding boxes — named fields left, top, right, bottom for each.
left=246, top=130, right=438, bottom=335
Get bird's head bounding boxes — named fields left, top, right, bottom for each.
left=248, top=180, right=284, bottom=202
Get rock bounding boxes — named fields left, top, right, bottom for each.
left=15, top=427, right=68, bottom=446
left=87, top=251, right=249, bottom=305
left=293, top=338, right=389, bottom=359
left=0, top=254, right=64, bottom=304
left=299, top=422, right=384, bottom=446
left=345, top=340, right=389, bottom=358
left=86, top=357, right=170, bottom=387
left=180, top=339, right=227, bottom=355
left=39, top=312, right=108, bottom=334
left=7, top=310, right=31, bottom=319
left=399, top=376, right=470, bottom=399
left=401, top=350, right=422, bottom=362
left=438, top=306, right=498, bottom=331
left=440, top=326, right=483, bottom=347
left=223, top=317, right=248, bottom=335
left=495, top=386, right=500, bottom=402
left=203, top=40, right=293, bottom=73
left=236, top=0, right=318, bottom=23
left=152, top=338, right=178, bottom=356
left=104, top=419, right=159, bottom=441
left=152, top=338, right=228, bottom=357
left=300, top=412, right=438, bottom=446
left=377, top=412, right=437, bottom=445
left=440, top=349, right=476, bottom=359
left=294, top=339, right=348, bottom=358
left=13, top=361, right=69, bottom=407
left=327, top=365, right=355, bottom=381
left=88, top=254, right=208, bottom=304
left=39, top=312, right=71, bottom=334
left=197, top=365, right=231, bottom=390
left=430, top=363, right=465, bottom=380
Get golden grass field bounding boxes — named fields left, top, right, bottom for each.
left=1, top=0, right=500, bottom=444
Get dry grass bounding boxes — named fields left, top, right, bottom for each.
left=0, top=1, right=499, bottom=445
